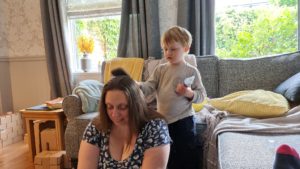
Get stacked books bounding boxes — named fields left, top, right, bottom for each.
left=26, top=105, right=50, bottom=111
left=45, top=97, right=64, bottom=109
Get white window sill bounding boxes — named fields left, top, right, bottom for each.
left=72, top=72, right=103, bottom=88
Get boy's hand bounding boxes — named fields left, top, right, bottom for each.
left=136, top=81, right=141, bottom=86
left=176, top=83, right=194, bottom=100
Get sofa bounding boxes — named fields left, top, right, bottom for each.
left=62, top=51, right=300, bottom=166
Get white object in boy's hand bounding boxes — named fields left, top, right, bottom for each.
left=183, top=76, right=195, bottom=87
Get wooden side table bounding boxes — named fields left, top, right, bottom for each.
left=20, top=107, right=65, bottom=161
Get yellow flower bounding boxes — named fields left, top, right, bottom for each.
left=77, top=35, right=95, bottom=54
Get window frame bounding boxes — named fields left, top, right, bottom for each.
left=64, top=0, right=121, bottom=73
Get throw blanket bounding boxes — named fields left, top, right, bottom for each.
left=201, top=105, right=300, bottom=169
left=104, top=57, right=144, bottom=83
left=72, top=80, right=103, bottom=113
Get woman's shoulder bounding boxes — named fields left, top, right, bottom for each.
left=148, top=118, right=167, bottom=125
left=140, top=118, right=171, bottom=147
left=83, top=122, right=107, bottom=139
left=143, top=118, right=168, bottom=132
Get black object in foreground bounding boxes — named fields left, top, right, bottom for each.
left=273, top=144, right=300, bottom=169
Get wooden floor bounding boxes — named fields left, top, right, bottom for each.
left=0, top=141, right=34, bottom=169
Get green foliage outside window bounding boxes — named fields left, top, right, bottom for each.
left=270, top=0, right=297, bottom=6
left=75, top=17, right=120, bottom=60
left=216, top=3, right=297, bottom=58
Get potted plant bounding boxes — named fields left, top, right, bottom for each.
left=77, top=35, right=95, bottom=72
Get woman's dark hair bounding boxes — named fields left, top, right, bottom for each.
left=93, top=71, right=163, bottom=145
left=111, top=68, right=129, bottom=77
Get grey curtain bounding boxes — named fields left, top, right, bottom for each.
left=177, top=0, right=215, bottom=56
left=117, top=0, right=161, bottom=59
left=40, top=0, right=72, bottom=98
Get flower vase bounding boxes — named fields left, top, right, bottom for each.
left=80, top=53, right=92, bottom=72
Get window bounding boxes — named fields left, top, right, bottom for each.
left=215, top=0, right=298, bottom=58
left=65, top=0, right=122, bottom=73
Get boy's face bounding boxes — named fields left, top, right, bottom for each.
left=162, top=42, right=189, bottom=65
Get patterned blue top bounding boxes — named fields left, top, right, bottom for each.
left=82, top=118, right=171, bottom=169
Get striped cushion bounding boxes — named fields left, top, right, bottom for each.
left=209, top=90, right=289, bottom=118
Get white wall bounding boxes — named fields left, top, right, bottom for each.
left=0, top=0, right=50, bottom=114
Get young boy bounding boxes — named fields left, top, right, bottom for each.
left=139, top=26, right=207, bottom=169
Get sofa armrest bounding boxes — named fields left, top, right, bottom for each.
left=63, top=95, right=84, bottom=120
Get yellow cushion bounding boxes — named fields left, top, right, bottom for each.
left=104, top=58, right=144, bottom=83
left=192, top=99, right=208, bottom=112
left=209, top=90, right=289, bottom=118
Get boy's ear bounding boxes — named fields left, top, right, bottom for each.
left=184, top=46, right=190, bottom=53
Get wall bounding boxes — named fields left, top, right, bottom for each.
left=0, top=59, right=13, bottom=113
left=0, top=0, right=50, bottom=114
left=0, top=0, right=13, bottom=113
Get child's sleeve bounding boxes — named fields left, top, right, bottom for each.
left=191, top=68, right=207, bottom=103
left=140, top=66, right=161, bottom=96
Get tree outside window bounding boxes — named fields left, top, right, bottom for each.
left=216, top=0, right=298, bottom=58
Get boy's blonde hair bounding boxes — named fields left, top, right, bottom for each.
left=161, top=26, right=192, bottom=48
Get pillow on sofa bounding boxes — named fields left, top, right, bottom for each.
left=192, top=98, right=208, bottom=112
left=209, top=90, right=289, bottom=118
left=72, top=80, right=103, bottom=113
left=274, top=72, right=300, bottom=104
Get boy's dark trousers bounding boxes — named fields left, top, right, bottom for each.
left=167, top=116, right=202, bottom=169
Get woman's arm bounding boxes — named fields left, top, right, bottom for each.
left=77, top=140, right=100, bottom=169
left=141, top=144, right=170, bottom=169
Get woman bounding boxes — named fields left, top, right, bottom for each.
left=78, top=73, right=171, bottom=169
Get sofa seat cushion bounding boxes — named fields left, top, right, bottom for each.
left=209, top=90, right=289, bottom=118
left=218, top=132, right=300, bottom=169
left=274, top=72, right=300, bottom=104
left=76, top=111, right=98, bottom=120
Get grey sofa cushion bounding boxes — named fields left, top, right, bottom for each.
left=218, top=51, right=300, bottom=97
left=196, top=55, right=219, bottom=98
